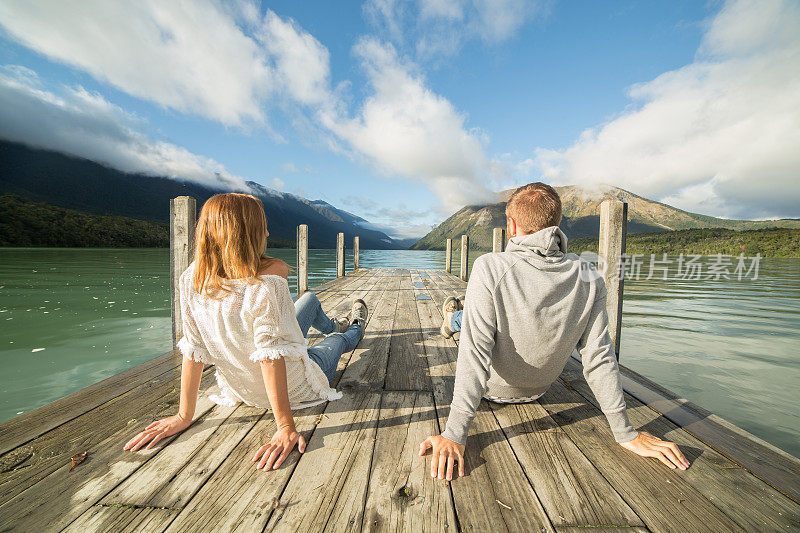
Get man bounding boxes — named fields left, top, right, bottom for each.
left=419, top=182, right=689, bottom=481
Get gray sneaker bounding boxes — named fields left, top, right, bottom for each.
left=334, top=317, right=351, bottom=333
left=441, top=296, right=460, bottom=338
left=347, top=299, right=368, bottom=338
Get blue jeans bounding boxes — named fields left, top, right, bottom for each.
left=451, top=310, right=463, bottom=332
left=294, top=292, right=362, bottom=383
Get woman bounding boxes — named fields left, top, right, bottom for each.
left=123, top=193, right=367, bottom=471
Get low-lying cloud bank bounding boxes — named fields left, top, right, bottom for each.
left=0, top=66, right=248, bottom=190
left=531, top=0, right=800, bottom=220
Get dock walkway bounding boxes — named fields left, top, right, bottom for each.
left=1, top=268, right=799, bottom=532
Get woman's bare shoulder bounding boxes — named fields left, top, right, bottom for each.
left=258, top=258, right=289, bottom=280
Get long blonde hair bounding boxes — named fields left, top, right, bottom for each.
left=192, top=193, right=278, bottom=298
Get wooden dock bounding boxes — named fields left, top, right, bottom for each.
left=1, top=268, right=799, bottom=532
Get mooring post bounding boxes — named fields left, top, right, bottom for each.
left=354, top=236, right=360, bottom=270
left=460, top=235, right=469, bottom=281
left=445, top=238, right=453, bottom=273
left=297, top=224, right=309, bottom=294
left=170, top=196, right=197, bottom=361
left=336, top=232, right=345, bottom=277
left=598, top=199, right=627, bottom=359
left=493, top=227, right=505, bottom=253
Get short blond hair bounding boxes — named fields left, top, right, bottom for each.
left=505, top=182, right=562, bottom=234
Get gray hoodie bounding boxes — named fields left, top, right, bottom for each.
left=441, top=226, right=638, bottom=445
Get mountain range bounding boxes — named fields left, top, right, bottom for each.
left=3, top=139, right=797, bottom=252
left=0, top=140, right=403, bottom=249
left=411, top=185, right=800, bottom=250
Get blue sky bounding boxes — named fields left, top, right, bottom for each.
left=0, top=0, right=798, bottom=238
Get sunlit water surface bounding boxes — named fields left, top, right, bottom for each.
left=1, top=248, right=797, bottom=457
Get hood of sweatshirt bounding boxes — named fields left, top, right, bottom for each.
left=505, top=226, right=568, bottom=262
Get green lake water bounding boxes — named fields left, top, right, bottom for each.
left=1, top=247, right=798, bottom=457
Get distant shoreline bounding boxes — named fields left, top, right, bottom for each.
left=570, top=227, right=800, bottom=258
left=411, top=227, right=800, bottom=258
left=3, top=193, right=799, bottom=257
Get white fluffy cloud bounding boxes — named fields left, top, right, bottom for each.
left=0, top=66, right=248, bottom=190
left=533, top=0, right=800, bottom=219
left=0, top=0, right=332, bottom=127
left=325, top=38, right=494, bottom=211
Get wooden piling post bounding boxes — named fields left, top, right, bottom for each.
left=460, top=235, right=469, bottom=282
left=170, top=196, right=197, bottom=361
left=445, top=239, right=453, bottom=273
left=598, top=199, right=627, bottom=359
left=336, top=232, right=345, bottom=277
left=297, top=224, right=309, bottom=294
left=354, top=236, right=360, bottom=270
left=493, top=227, right=505, bottom=253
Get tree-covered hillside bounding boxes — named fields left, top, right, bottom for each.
left=570, top=227, right=800, bottom=258
left=0, top=195, right=297, bottom=248
left=0, top=194, right=170, bottom=247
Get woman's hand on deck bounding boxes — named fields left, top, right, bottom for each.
left=419, top=435, right=465, bottom=481
left=124, top=414, right=192, bottom=451
left=619, top=431, right=690, bottom=470
left=252, top=425, right=306, bottom=471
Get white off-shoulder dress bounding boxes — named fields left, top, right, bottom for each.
left=176, top=262, right=342, bottom=409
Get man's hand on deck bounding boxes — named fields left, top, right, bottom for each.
left=124, top=414, right=191, bottom=451
left=419, top=435, right=465, bottom=480
left=252, top=425, right=306, bottom=471
left=619, top=431, right=690, bottom=470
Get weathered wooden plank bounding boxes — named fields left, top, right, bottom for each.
left=538, top=379, right=744, bottom=532
left=561, top=359, right=800, bottom=530
left=162, top=403, right=327, bottom=533
left=410, top=270, right=554, bottom=532
left=409, top=271, right=456, bottom=414
left=455, top=402, right=555, bottom=532
left=354, top=235, right=360, bottom=270
left=385, top=272, right=432, bottom=391
left=425, top=269, right=467, bottom=304
left=0, top=364, right=209, bottom=504
left=0, top=351, right=176, bottom=456
left=490, top=401, right=644, bottom=528
left=64, top=506, right=179, bottom=533
left=556, top=526, right=649, bottom=533
left=98, top=404, right=259, bottom=509
left=615, top=360, right=800, bottom=504
left=336, top=273, right=402, bottom=392
left=0, top=371, right=218, bottom=531
left=263, top=392, right=382, bottom=532
left=362, top=391, right=456, bottom=532
left=445, top=238, right=452, bottom=273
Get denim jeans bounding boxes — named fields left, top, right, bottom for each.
left=294, top=292, right=362, bottom=383
left=451, top=310, right=463, bottom=332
